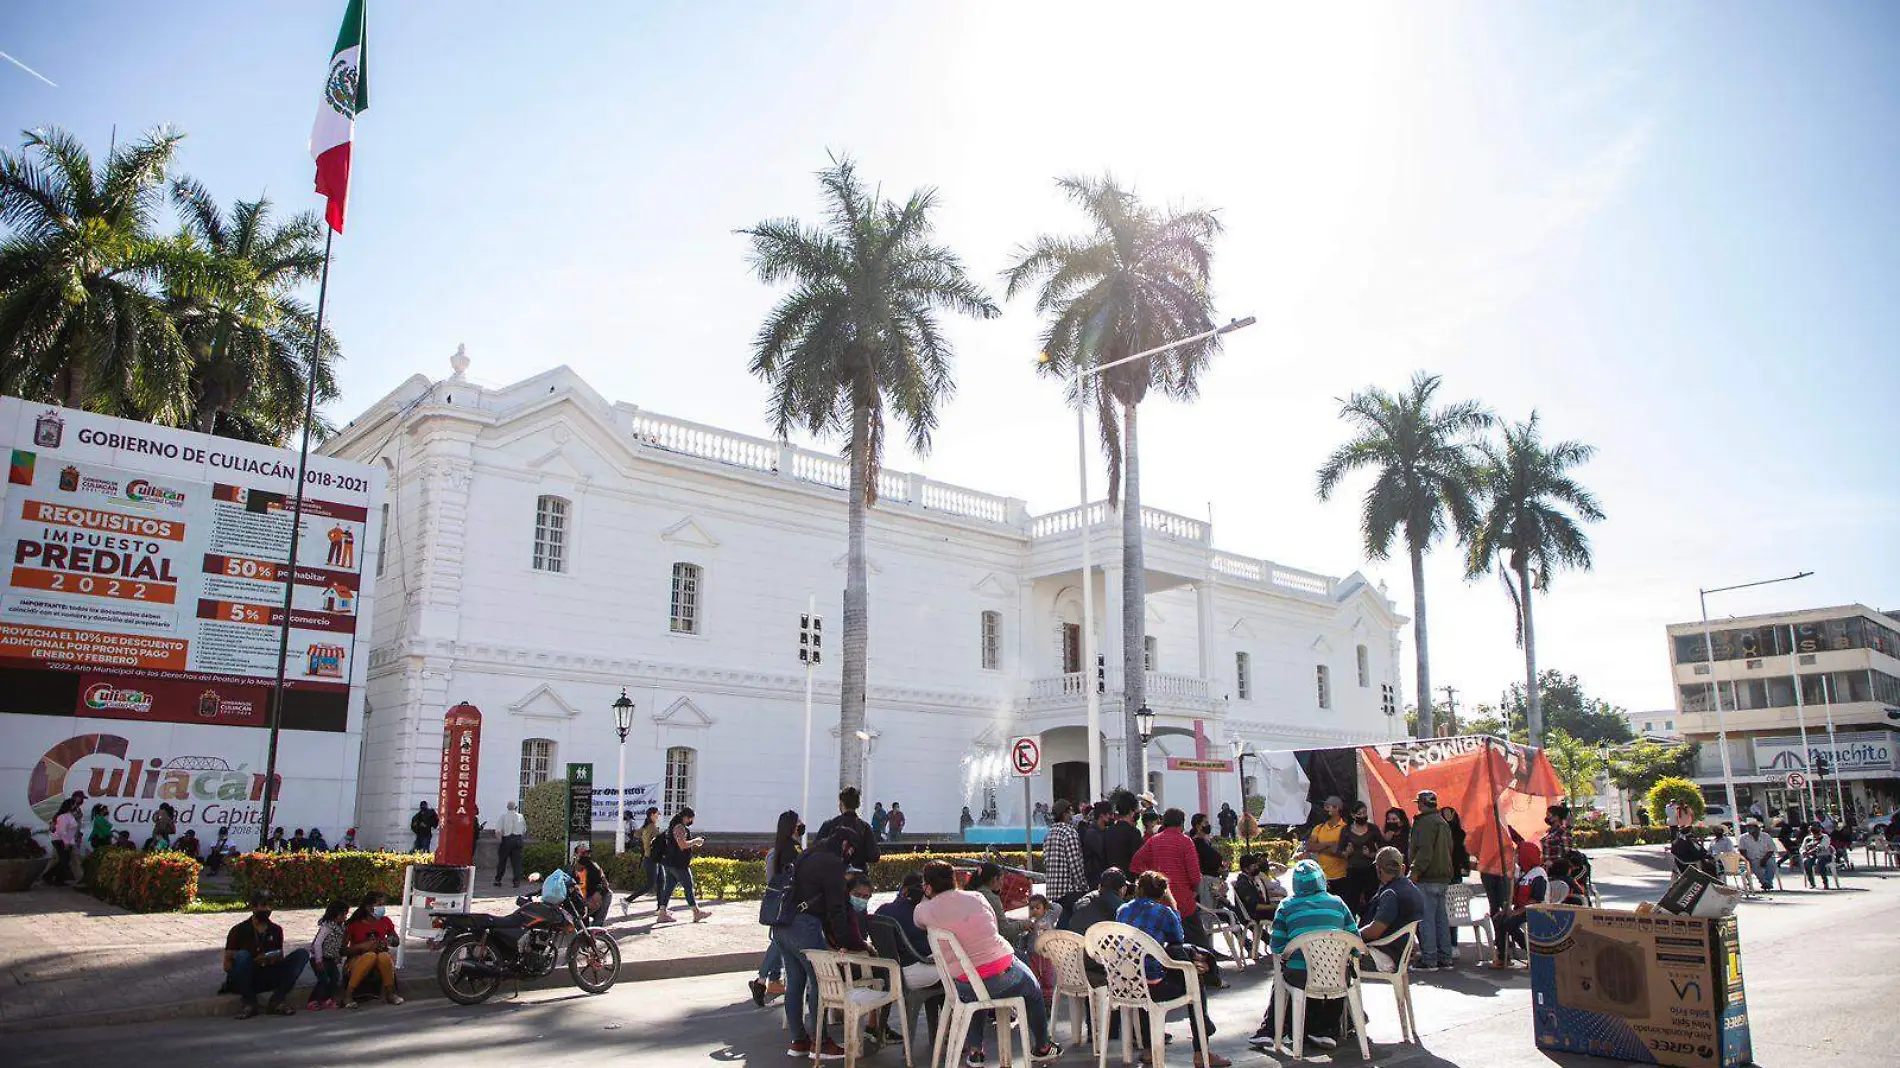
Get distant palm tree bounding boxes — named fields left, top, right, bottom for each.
left=1004, top=174, right=1224, bottom=789
left=1466, top=412, right=1604, bottom=747
left=168, top=178, right=335, bottom=442
left=741, top=155, right=999, bottom=789
left=1316, top=372, right=1490, bottom=739
left=0, top=126, right=200, bottom=420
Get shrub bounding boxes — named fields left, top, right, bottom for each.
left=230, top=850, right=429, bottom=908
left=523, top=779, right=569, bottom=843
left=87, top=848, right=199, bottom=912
left=1646, top=777, right=1705, bottom=825
left=0, top=816, right=46, bottom=859
left=523, top=842, right=568, bottom=881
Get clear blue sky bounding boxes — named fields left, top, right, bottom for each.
left=6, top=2, right=1897, bottom=718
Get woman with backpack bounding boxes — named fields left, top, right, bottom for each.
left=655, top=807, right=710, bottom=924
left=750, top=811, right=802, bottom=1007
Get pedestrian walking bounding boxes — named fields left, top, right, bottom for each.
left=1409, top=789, right=1456, bottom=970
left=886, top=801, right=906, bottom=839
left=151, top=802, right=177, bottom=850
left=43, top=798, right=80, bottom=885
left=1217, top=802, right=1239, bottom=841
left=409, top=801, right=438, bottom=852
left=631, top=807, right=664, bottom=905
left=655, top=807, right=710, bottom=923
left=871, top=801, right=889, bottom=839
left=494, top=800, right=526, bottom=887
left=816, top=787, right=880, bottom=866
left=86, top=803, right=112, bottom=851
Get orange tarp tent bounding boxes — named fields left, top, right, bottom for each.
left=1359, top=736, right=1564, bottom=876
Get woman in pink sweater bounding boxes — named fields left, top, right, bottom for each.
left=913, top=861, right=1060, bottom=1065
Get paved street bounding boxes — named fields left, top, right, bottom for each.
left=8, top=847, right=1898, bottom=1067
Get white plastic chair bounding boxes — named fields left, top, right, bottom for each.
left=1272, top=930, right=1371, bottom=1061
left=927, top=928, right=1033, bottom=1068
left=1716, top=853, right=1757, bottom=898
left=1354, top=920, right=1419, bottom=1044
left=1864, top=835, right=1890, bottom=868
left=1083, top=921, right=1208, bottom=1068
left=1444, top=883, right=1492, bottom=960
left=808, top=949, right=913, bottom=1068
left=1195, top=876, right=1254, bottom=966
left=1037, top=929, right=1102, bottom=1053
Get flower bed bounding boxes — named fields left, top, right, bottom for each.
left=86, top=847, right=200, bottom=912
left=229, top=850, right=430, bottom=908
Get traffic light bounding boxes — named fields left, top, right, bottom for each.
left=1813, top=753, right=1831, bottom=778
left=799, top=613, right=823, bottom=666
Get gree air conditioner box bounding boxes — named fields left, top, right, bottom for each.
left=1529, top=906, right=1750, bottom=1068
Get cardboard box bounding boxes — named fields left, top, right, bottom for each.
left=1529, top=905, right=1751, bottom=1068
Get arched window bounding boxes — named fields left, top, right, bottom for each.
left=981, top=611, right=1002, bottom=670
left=1356, top=644, right=1370, bottom=688
left=519, top=738, right=556, bottom=797
left=664, top=746, right=696, bottom=813
left=533, top=495, right=569, bottom=572
left=670, top=562, right=702, bottom=634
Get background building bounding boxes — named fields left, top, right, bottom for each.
left=323, top=358, right=1407, bottom=847
left=1626, top=709, right=1683, bottom=740
left=1666, top=604, right=1900, bottom=819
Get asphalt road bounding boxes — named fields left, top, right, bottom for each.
left=13, top=848, right=1898, bottom=1067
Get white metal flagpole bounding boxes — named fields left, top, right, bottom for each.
left=1078, top=403, right=1101, bottom=802
left=801, top=593, right=816, bottom=825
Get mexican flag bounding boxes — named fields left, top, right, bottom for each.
left=310, top=0, right=368, bottom=233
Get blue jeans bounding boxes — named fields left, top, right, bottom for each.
left=951, top=956, right=1052, bottom=1053
left=659, top=864, right=697, bottom=911
left=230, top=948, right=310, bottom=1008
left=1417, top=882, right=1453, bottom=966
left=1751, top=856, right=1776, bottom=890
left=310, top=958, right=342, bottom=1003
left=776, top=914, right=828, bottom=1043
left=759, top=939, right=784, bottom=982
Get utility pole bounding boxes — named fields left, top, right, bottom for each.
left=1441, top=685, right=1461, bottom=737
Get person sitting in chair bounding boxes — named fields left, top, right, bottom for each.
left=1250, top=859, right=1358, bottom=1055
left=1357, top=847, right=1423, bottom=973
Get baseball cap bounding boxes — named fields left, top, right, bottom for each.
left=1415, top=789, right=1438, bottom=807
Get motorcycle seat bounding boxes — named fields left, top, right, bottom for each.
left=440, top=912, right=527, bottom=930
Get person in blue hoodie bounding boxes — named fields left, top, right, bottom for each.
left=1250, top=859, right=1359, bottom=1053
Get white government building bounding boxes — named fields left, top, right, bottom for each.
left=324, top=356, right=1409, bottom=849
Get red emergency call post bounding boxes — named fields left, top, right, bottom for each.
left=436, top=703, right=482, bottom=867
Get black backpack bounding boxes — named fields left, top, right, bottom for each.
left=759, top=851, right=801, bottom=927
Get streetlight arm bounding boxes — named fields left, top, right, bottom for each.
left=1070, top=316, right=1256, bottom=381
left=1700, top=571, right=1813, bottom=598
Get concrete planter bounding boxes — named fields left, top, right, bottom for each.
left=0, top=856, right=46, bottom=892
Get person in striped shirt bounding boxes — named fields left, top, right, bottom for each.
left=1252, top=859, right=1359, bottom=1053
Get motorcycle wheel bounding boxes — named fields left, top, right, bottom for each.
left=437, top=937, right=504, bottom=1005
left=568, top=931, right=621, bottom=994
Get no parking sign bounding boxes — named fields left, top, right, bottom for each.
left=1010, top=736, right=1042, bottom=776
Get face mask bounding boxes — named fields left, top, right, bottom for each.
left=372, top=905, right=386, bottom=918
left=1354, top=816, right=1368, bottom=825
left=253, top=910, right=272, bottom=922
left=850, top=896, right=869, bottom=913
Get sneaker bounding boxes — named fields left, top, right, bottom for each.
left=816, top=1039, right=846, bottom=1061
left=265, top=1002, right=296, bottom=1016
left=343, top=999, right=362, bottom=1010
left=306, top=1000, right=323, bottom=1012
left=322, top=999, right=339, bottom=1010
left=1308, top=1035, right=1337, bottom=1050
left=235, top=1004, right=259, bottom=1020
left=750, top=978, right=768, bottom=1007
left=965, top=1050, right=986, bottom=1068
left=1197, top=1054, right=1231, bottom=1068
left=656, top=910, right=677, bottom=924
left=693, top=908, right=713, bottom=923
left=788, top=1039, right=814, bottom=1058
left=767, top=980, right=786, bottom=998
left=384, top=992, right=405, bottom=1005
left=1032, top=1043, right=1064, bottom=1062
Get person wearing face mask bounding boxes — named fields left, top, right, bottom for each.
left=1301, top=796, right=1351, bottom=884
left=1339, top=803, right=1382, bottom=915
left=1380, top=808, right=1411, bottom=864
left=341, top=891, right=404, bottom=1007
left=221, top=892, right=310, bottom=1019
left=657, top=806, right=711, bottom=923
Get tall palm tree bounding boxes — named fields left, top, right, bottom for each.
left=168, top=178, right=336, bottom=443
left=1316, top=372, right=1490, bottom=739
left=1466, top=412, right=1604, bottom=747
left=742, top=155, right=999, bottom=790
left=0, top=125, right=198, bottom=420
left=1004, top=174, right=1224, bottom=789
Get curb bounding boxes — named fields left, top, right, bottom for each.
left=0, top=948, right=763, bottom=1035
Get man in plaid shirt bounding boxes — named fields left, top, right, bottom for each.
left=1042, top=800, right=1088, bottom=913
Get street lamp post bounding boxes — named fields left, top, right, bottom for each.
left=1819, top=674, right=1848, bottom=818
left=1231, top=738, right=1250, bottom=831
left=611, top=689, right=634, bottom=854
left=1052, top=317, right=1256, bottom=798
left=1135, top=704, right=1156, bottom=794
left=855, top=730, right=873, bottom=809
left=1698, top=571, right=1812, bottom=823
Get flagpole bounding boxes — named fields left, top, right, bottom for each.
left=257, top=228, right=334, bottom=849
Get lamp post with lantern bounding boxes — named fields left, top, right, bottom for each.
left=612, top=688, right=635, bottom=853
left=1135, top=705, right=1156, bottom=795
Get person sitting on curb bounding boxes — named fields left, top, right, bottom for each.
left=341, top=891, right=405, bottom=1008
left=222, top=892, right=309, bottom=1019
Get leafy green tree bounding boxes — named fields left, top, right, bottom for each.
left=1646, top=776, right=1705, bottom=824
left=1466, top=413, right=1605, bottom=746
left=1005, top=175, right=1224, bottom=786
left=1503, top=670, right=1634, bottom=744
left=522, top=778, right=569, bottom=842
left=1317, top=372, right=1490, bottom=738
left=0, top=126, right=202, bottom=419
left=167, top=178, right=335, bottom=442
left=742, top=155, right=998, bottom=789
left=1544, top=727, right=1605, bottom=804
left=1606, top=741, right=1697, bottom=807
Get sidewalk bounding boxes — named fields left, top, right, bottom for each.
left=0, top=881, right=766, bottom=1034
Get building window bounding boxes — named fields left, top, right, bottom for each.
left=1144, top=636, right=1158, bottom=672
left=519, top=738, right=555, bottom=798
left=532, top=495, right=568, bottom=572
left=1380, top=683, right=1396, bottom=718
left=1356, top=645, right=1370, bottom=687
left=669, top=562, right=702, bottom=634
left=981, top=611, right=1002, bottom=671
left=1316, top=665, right=1332, bottom=709
left=376, top=503, right=389, bottom=577
left=1235, top=652, right=1252, bottom=700
left=1664, top=719, right=1674, bottom=731
left=1058, top=623, right=1082, bottom=674
left=664, top=746, right=695, bottom=814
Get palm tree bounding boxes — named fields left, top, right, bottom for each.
left=0, top=125, right=197, bottom=420
left=1465, top=412, right=1604, bottom=747
left=168, top=178, right=335, bottom=443
left=1004, top=174, right=1224, bottom=790
left=1316, top=372, right=1490, bottom=739
left=741, top=155, right=999, bottom=790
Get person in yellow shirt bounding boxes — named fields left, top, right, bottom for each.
left=1302, top=796, right=1350, bottom=882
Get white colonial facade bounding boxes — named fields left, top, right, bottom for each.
left=323, top=361, right=1407, bottom=848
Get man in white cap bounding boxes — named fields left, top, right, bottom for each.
left=1410, top=789, right=1456, bottom=970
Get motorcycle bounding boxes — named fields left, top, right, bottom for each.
left=432, top=871, right=622, bottom=1004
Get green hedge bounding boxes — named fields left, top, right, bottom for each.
left=86, top=847, right=200, bottom=912
left=230, top=850, right=430, bottom=908
left=1646, top=777, right=1705, bottom=824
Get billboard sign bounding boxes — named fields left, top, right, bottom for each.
left=1751, top=732, right=1894, bottom=778
left=0, top=398, right=383, bottom=840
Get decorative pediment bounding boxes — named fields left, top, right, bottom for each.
left=970, top=573, right=1013, bottom=599
left=1229, top=617, right=1259, bottom=641
left=1310, top=635, right=1335, bottom=655
left=1145, top=603, right=1167, bottom=626
left=652, top=696, right=714, bottom=727
left=833, top=552, right=883, bottom=575
left=509, top=683, right=581, bottom=720
left=1350, top=614, right=1368, bottom=634
left=660, top=517, right=720, bottom=548
left=525, top=446, right=587, bottom=480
